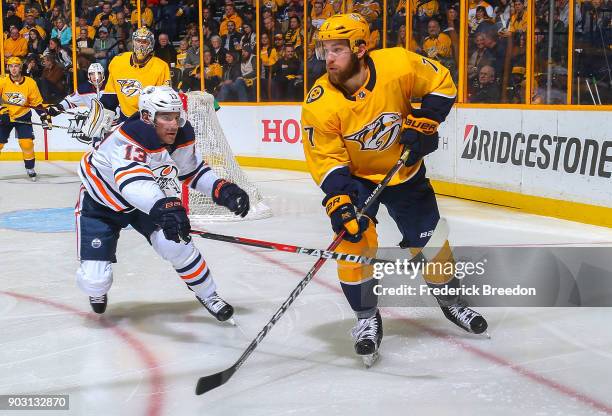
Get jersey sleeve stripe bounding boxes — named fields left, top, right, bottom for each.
left=174, top=140, right=195, bottom=150
left=115, top=167, right=154, bottom=182
left=113, top=161, right=142, bottom=175
left=189, top=166, right=212, bottom=189
left=81, top=153, right=126, bottom=211
left=118, top=176, right=156, bottom=192
left=178, top=161, right=204, bottom=181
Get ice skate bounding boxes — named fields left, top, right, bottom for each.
left=89, top=294, right=107, bottom=314
left=26, top=168, right=37, bottom=181
left=438, top=299, right=489, bottom=337
left=197, top=292, right=235, bottom=325
left=351, top=309, right=382, bottom=368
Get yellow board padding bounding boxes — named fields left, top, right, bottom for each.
left=336, top=220, right=378, bottom=283
left=1, top=153, right=610, bottom=228
left=430, top=180, right=612, bottom=229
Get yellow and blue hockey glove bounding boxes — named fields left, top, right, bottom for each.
left=323, top=193, right=369, bottom=243
left=400, top=108, right=441, bottom=166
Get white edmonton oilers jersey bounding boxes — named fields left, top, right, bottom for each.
left=60, top=82, right=101, bottom=110
left=78, top=114, right=218, bottom=214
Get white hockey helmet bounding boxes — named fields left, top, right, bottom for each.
left=87, top=63, right=105, bottom=87
left=132, top=27, right=155, bottom=62
left=138, top=85, right=186, bottom=127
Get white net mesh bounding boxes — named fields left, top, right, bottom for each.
left=185, top=91, right=272, bottom=223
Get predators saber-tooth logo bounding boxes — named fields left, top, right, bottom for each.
left=4, top=92, right=26, bottom=106
left=344, top=113, right=402, bottom=151
left=117, top=79, right=144, bottom=97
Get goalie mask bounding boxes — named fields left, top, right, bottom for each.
left=87, top=63, right=105, bottom=88
left=138, top=86, right=186, bottom=127
left=132, top=27, right=155, bottom=62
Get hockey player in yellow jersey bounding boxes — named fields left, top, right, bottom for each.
left=101, top=27, right=171, bottom=120
left=0, top=57, right=52, bottom=181
left=301, top=14, right=488, bottom=364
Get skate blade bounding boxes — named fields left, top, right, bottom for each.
left=483, top=331, right=491, bottom=339
left=29, top=176, right=37, bottom=182
left=225, top=317, right=236, bottom=326
left=362, top=351, right=379, bottom=368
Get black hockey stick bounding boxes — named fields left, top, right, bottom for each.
left=189, top=229, right=394, bottom=265
left=195, top=148, right=414, bottom=395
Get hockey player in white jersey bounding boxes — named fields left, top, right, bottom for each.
left=75, top=85, right=250, bottom=321
left=47, top=63, right=106, bottom=116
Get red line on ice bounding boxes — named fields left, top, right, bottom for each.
left=1, top=291, right=164, bottom=416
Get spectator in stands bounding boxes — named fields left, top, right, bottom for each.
left=51, top=17, right=72, bottom=48
left=183, top=35, right=201, bottom=75
left=20, top=12, right=46, bottom=40
left=78, top=16, right=96, bottom=40
left=28, top=27, right=47, bottom=56
left=40, top=54, right=66, bottom=103
left=412, top=0, right=440, bottom=40
left=274, top=33, right=285, bottom=54
left=260, top=32, right=278, bottom=100
left=468, top=0, right=494, bottom=33
left=468, top=32, right=494, bottom=82
left=93, top=27, right=117, bottom=70
left=210, top=35, right=228, bottom=65
left=157, top=0, right=181, bottom=41
left=220, top=1, right=243, bottom=37
left=5, top=6, right=23, bottom=31
left=217, top=51, right=247, bottom=101
left=240, top=45, right=257, bottom=82
left=222, top=21, right=242, bottom=52
left=241, top=22, right=256, bottom=51
left=24, top=56, right=42, bottom=80
left=155, top=33, right=177, bottom=67
left=93, top=2, right=117, bottom=27
left=4, top=26, right=28, bottom=59
left=311, top=0, right=332, bottom=29
left=469, top=64, right=500, bottom=102
left=507, top=0, right=527, bottom=36
left=176, top=39, right=189, bottom=70
left=394, top=24, right=407, bottom=48
left=472, top=6, right=496, bottom=34
left=273, top=44, right=303, bottom=101
left=284, top=16, right=304, bottom=51
left=482, top=29, right=507, bottom=81
left=98, top=14, right=115, bottom=37
left=203, top=49, right=223, bottom=93
left=422, top=19, right=453, bottom=62
left=131, top=0, right=155, bottom=28
left=114, top=12, right=132, bottom=47
left=202, top=7, right=220, bottom=37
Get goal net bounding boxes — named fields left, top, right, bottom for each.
left=182, top=91, right=272, bottom=223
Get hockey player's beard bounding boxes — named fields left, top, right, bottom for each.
left=327, top=53, right=361, bottom=90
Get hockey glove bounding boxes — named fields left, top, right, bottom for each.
left=212, top=179, right=250, bottom=217
left=400, top=108, right=441, bottom=166
left=47, top=104, right=65, bottom=117
left=149, top=197, right=192, bottom=243
left=323, top=193, right=369, bottom=243
left=40, top=113, right=53, bottom=130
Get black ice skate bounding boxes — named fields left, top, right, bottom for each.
left=351, top=309, right=383, bottom=368
left=197, top=292, right=235, bottom=324
left=438, top=299, right=489, bottom=337
left=26, top=169, right=37, bottom=181
left=89, top=294, right=107, bottom=314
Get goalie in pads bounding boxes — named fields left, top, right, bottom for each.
left=75, top=85, right=250, bottom=321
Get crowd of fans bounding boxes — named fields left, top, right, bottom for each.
left=2, top=0, right=611, bottom=104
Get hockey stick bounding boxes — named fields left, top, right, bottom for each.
left=189, top=229, right=394, bottom=265
left=195, top=148, right=414, bottom=395
left=11, top=120, right=70, bottom=130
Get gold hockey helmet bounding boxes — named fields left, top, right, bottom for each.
left=317, top=13, right=370, bottom=53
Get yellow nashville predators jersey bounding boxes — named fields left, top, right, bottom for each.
left=104, top=52, right=171, bottom=117
left=0, top=75, right=43, bottom=120
left=301, top=47, right=456, bottom=188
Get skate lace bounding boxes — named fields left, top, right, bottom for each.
left=351, top=315, right=379, bottom=341
left=203, top=294, right=225, bottom=313
left=447, top=305, right=475, bottom=325
left=90, top=295, right=106, bottom=303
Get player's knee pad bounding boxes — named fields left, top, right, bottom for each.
left=76, top=260, right=113, bottom=296
left=412, top=239, right=455, bottom=285
left=150, top=229, right=198, bottom=267
left=337, top=219, right=378, bottom=284
left=18, top=139, right=34, bottom=159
